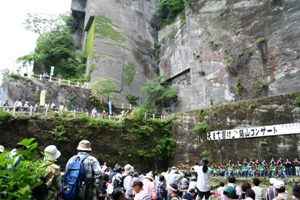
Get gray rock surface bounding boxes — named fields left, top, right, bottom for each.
left=70, top=0, right=300, bottom=112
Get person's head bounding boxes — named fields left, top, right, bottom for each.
left=103, top=174, right=110, bottom=181
left=168, top=183, right=178, bottom=196
left=124, top=164, right=134, bottom=174
left=189, top=189, right=196, bottom=195
left=270, top=178, right=276, bottom=186
left=44, top=145, right=61, bottom=161
left=253, top=178, right=260, bottom=186
left=112, top=187, right=125, bottom=200
left=201, top=157, right=209, bottom=173
left=223, top=186, right=238, bottom=199
left=245, top=188, right=255, bottom=200
left=145, top=172, right=154, bottom=181
left=273, top=180, right=285, bottom=193
left=159, top=175, right=165, bottom=181
left=132, top=180, right=143, bottom=193
left=228, top=175, right=236, bottom=184
left=77, top=140, right=92, bottom=152
left=220, top=181, right=225, bottom=187
left=115, top=164, right=123, bottom=173
left=241, top=182, right=251, bottom=192
left=292, top=185, right=300, bottom=199
left=0, top=145, right=4, bottom=153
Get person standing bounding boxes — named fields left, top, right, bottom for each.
left=167, top=183, right=181, bottom=200
left=132, top=180, right=150, bottom=200
left=266, top=178, right=278, bottom=200
left=156, top=175, right=167, bottom=200
left=252, top=178, right=263, bottom=200
left=14, top=99, right=23, bottom=112
left=142, top=172, right=156, bottom=200
left=195, top=157, right=211, bottom=200
left=43, top=145, right=62, bottom=200
left=123, top=164, right=135, bottom=200
left=65, top=140, right=103, bottom=200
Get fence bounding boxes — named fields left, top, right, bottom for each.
left=0, top=105, right=172, bottom=121
left=30, top=74, right=90, bottom=89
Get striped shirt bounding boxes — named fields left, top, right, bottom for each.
left=135, top=190, right=151, bottom=200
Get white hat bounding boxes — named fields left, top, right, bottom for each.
left=77, top=140, right=92, bottom=151
left=145, top=172, right=154, bottom=181
left=44, top=145, right=61, bottom=161
left=273, top=180, right=285, bottom=189
left=0, top=145, right=4, bottom=153
left=170, top=166, right=177, bottom=173
left=124, top=164, right=134, bottom=174
left=270, top=178, right=276, bottom=185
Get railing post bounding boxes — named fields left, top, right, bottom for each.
left=29, top=105, right=33, bottom=116
left=130, top=104, right=132, bottom=109
left=122, top=103, right=124, bottom=109
left=39, top=74, right=42, bottom=80
left=68, top=80, right=71, bottom=85
left=108, top=115, right=111, bottom=120
left=13, top=105, right=16, bottom=116
left=77, top=82, right=79, bottom=87
left=145, top=113, right=147, bottom=120
left=59, top=79, right=61, bottom=85
left=45, top=106, right=48, bottom=116
left=74, top=110, right=76, bottom=117
left=153, top=114, right=155, bottom=119
left=49, top=76, right=52, bottom=82
left=161, top=116, right=163, bottom=121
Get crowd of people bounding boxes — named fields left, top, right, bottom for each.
left=204, top=157, right=300, bottom=179
left=1, top=142, right=300, bottom=200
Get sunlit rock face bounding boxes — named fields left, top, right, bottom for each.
left=71, top=0, right=300, bottom=112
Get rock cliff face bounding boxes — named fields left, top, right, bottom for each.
left=72, top=0, right=159, bottom=105
left=159, top=0, right=300, bottom=112
left=73, top=0, right=300, bottom=112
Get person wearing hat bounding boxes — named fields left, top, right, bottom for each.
left=183, top=188, right=196, bottom=200
left=112, top=164, right=123, bottom=188
left=223, top=175, right=242, bottom=200
left=194, top=157, right=211, bottom=200
left=42, top=145, right=62, bottom=200
left=272, top=180, right=291, bottom=200
left=0, top=145, right=4, bottom=153
left=123, top=164, right=135, bottom=200
left=266, top=178, right=278, bottom=200
left=252, top=178, right=263, bottom=200
left=168, top=183, right=181, bottom=200
left=142, top=172, right=156, bottom=200
left=163, top=166, right=184, bottom=198
left=223, top=185, right=239, bottom=200
left=132, top=180, right=151, bottom=200
left=65, top=140, right=102, bottom=200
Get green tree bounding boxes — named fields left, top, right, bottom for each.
left=18, top=13, right=86, bottom=79
left=140, top=75, right=177, bottom=110
left=0, top=138, right=48, bottom=199
left=123, top=61, right=136, bottom=86
left=90, top=77, right=119, bottom=101
left=155, top=0, right=185, bottom=29
left=125, top=94, right=140, bottom=106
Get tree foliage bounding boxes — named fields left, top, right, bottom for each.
left=90, top=77, right=119, bottom=101
left=123, top=61, right=136, bottom=86
left=140, top=75, right=177, bottom=110
left=0, top=138, right=48, bottom=199
left=19, top=13, right=86, bottom=79
left=155, top=0, right=186, bottom=29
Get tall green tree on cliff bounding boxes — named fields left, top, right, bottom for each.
left=18, top=13, right=86, bottom=79
left=140, top=75, right=177, bottom=110
left=90, top=77, right=119, bottom=102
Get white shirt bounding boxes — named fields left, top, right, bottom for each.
left=195, top=165, right=211, bottom=192
left=252, top=186, right=263, bottom=200
left=123, top=174, right=134, bottom=199
left=164, top=171, right=184, bottom=188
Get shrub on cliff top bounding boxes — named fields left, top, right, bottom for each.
left=0, top=110, right=12, bottom=125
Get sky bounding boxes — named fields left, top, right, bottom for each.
left=0, top=0, right=71, bottom=74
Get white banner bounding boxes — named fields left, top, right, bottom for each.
left=207, top=122, right=300, bottom=140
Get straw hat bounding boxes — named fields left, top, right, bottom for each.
left=124, top=164, right=134, bottom=174
left=0, top=145, right=4, bottom=153
left=44, top=145, right=61, bottom=161
left=77, top=140, right=92, bottom=151
left=145, top=172, right=154, bottom=181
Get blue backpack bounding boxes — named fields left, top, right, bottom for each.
left=61, top=155, right=89, bottom=200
